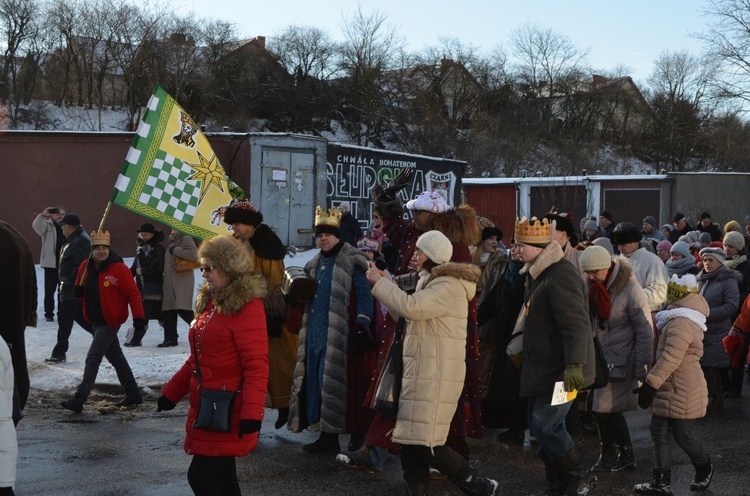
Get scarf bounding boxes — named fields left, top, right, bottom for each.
left=666, top=256, right=696, bottom=277
left=588, top=280, right=611, bottom=327
left=724, top=255, right=747, bottom=270
left=655, top=307, right=707, bottom=332
left=504, top=259, right=523, bottom=285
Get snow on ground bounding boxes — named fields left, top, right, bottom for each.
left=26, top=248, right=320, bottom=393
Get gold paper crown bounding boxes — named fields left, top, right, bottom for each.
left=667, top=274, right=699, bottom=303
left=315, top=206, right=342, bottom=228
left=91, top=230, right=111, bottom=247
left=514, top=216, right=553, bottom=245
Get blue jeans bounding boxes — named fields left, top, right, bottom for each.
left=528, top=394, right=574, bottom=460
left=76, top=325, right=139, bottom=399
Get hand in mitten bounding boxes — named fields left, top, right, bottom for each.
left=156, top=395, right=176, bottom=412
left=563, top=364, right=584, bottom=392
left=238, top=420, right=262, bottom=438
left=633, top=382, right=657, bottom=409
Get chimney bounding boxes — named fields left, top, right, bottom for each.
left=592, top=74, right=606, bottom=85
left=255, top=36, right=266, bottom=48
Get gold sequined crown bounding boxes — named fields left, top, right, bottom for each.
left=667, top=274, right=699, bottom=303
left=91, top=230, right=111, bottom=247
left=514, top=216, right=553, bottom=245
left=315, top=206, right=342, bottom=228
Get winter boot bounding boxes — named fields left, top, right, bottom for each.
left=60, top=392, right=86, bottom=413
left=348, top=433, right=365, bottom=451
left=611, top=444, right=635, bottom=471
left=633, top=469, right=672, bottom=495
left=557, top=448, right=597, bottom=496
left=452, top=464, right=498, bottom=496
left=590, top=413, right=617, bottom=472
left=275, top=407, right=289, bottom=429
left=336, top=447, right=382, bottom=478
left=125, top=324, right=148, bottom=347
left=689, top=456, right=713, bottom=491
left=539, top=452, right=567, bottom=496
left=115, top=392, right=143, bottom=407
left=404, top=482, right=430, bottom=496
left=302, top=432, right=340, bottom=454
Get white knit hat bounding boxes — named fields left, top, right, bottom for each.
left=416, top=230, right=453, bottom=265
left=723, top=231, right=746, bottom=251
left=580, top=246, right=612, bottom=272
left=405, top=191, right=451, bottom=213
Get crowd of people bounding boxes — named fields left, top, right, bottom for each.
left=8, top=198, right=749, bottom=496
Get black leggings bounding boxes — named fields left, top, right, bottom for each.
left=650, top=415, right=708, bottom=470
left=187, top=455, right=241, bottom=496
left=400, top=444, right=467, bottom=484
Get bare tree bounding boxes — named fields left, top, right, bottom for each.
left=509, top=23, right=591, bottom=137
left=700, top=0, right=750, bottom=104
left=646, top=50, right=718, bottom=170
left=0, top=0, right=42, bottom=125
left=336, top=6, right=405, bottom=146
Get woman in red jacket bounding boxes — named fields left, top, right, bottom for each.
left=157, top=235, right=269, bottom=496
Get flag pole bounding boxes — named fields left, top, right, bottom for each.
left=98, top=200, right=113, bottom=231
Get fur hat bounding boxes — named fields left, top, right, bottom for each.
left=60, top=213, right=80, bottom=226
left=612, top=222, right=642, bottom=245
left=580, top=246, right=613, bottom=272
left=429, top=204, right=482, bottom=246
left=137, top=223, right=157, bottom=233
left=223, top=201, right=263, bottom=227
left=725, top=220, right=741, bottom=233
left=482, top=226, right=503, bottom=242
left=198, top=234, right=253, bottom=280
left=406, top=191, right=452, bottom=213
left=545, top=211, right=575, bottom=239
left=670, top=240, right=691, bottom=259
left=90, top=230, right=110, bottom=247
left=642, top=215, right=657, bottom=228
left=592, top=236, right=614, bottom=255
left=723, top=231, right=746, bottom=251
left=416, top=230, right=453, bottom=265
left=700, top=247, right=726, bottom=264
left=584, top=220, right=599, bottom=232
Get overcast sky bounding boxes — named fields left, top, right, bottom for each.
left=168, top=0, right=710, bottom=86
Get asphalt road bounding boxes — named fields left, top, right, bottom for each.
left=14, top=384, right=750, bottom=495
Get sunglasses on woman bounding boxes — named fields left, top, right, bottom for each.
left=200, top=265, right=216, bottom=273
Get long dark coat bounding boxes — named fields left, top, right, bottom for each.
left=0, top=221, right=36, bottom=418
left=519, top=242, right=595, bottom=397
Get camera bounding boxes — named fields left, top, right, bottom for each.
left=48, top=208, right=60, bottom=214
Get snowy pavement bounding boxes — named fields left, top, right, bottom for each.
left=25, top=249, right=319, bottom=393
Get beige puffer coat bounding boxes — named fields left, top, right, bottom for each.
left=646, top=293, right=709, bottom=419
left=371, top=262, right=480, bottom=448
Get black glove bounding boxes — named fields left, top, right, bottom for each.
left=633, top=382, right=657, bottom=409
left=373, top=169, right=412, bottom=220
left=133, top=318, right=147, bottom=332
left=156, top=395, right=176, bottom=412
left=238, top=419, right=262, bottom=438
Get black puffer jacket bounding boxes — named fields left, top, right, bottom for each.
left=59, top=226, right=91, bottom=301
left=130, top=230, right=166, bottom=298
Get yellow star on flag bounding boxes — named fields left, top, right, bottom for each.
left=186, top=151, right=226, bottom=202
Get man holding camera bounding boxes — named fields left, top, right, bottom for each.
left=32, top=207, right=66, bottom=322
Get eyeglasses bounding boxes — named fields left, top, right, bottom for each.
left=200, top=265, right=217, bottom=273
